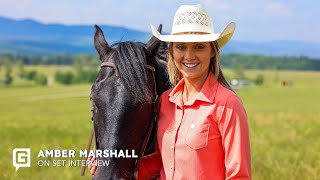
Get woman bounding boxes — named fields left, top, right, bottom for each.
left=90, top=4, right=251, bottom=179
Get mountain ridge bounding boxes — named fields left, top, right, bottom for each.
left=0, top=16, right=319, bottom=59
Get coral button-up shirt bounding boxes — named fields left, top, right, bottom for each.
left=138, top=73, right=251, bottom=180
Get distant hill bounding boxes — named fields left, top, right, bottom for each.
left=0, top=16, right=320, bottom=59
left=0, top=16, right=150, bottom=55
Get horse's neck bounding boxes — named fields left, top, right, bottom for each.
left=154, top=59, right=170, bottom=96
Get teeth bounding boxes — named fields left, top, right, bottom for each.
left=183, top=63, right=199, bottom=68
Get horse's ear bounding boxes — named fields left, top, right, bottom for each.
left=146, top=24, right=162, bottom=55
left=94, top=25, right=111, bottom=62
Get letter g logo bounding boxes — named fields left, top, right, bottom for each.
left=13, top=148, right=31, bottom=171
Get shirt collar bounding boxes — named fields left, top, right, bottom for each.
left=168, top=73, right=219, bottom=107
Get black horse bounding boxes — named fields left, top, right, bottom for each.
left=90, top=25, right=170, bottom=180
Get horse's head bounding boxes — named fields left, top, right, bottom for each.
left=90, top=25, right=170, bottom=180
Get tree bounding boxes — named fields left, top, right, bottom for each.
left=23, top=70, right=38, bottom=81
left=16, top=60, right=25, bottom=79
left=35, top=73, right=48, bottom=86
left=3, top=58, right=13, bottom=85
left=54, top=71, right=75, bottom=85
left=255, top=74, right=264, bottom=86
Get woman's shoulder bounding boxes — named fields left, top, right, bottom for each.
left=215, top=83, right=243, bottom=106
left=158, top=88, right=173, bottom=104
left=160, top=88, right=173, bottom=98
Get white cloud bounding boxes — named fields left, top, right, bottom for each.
left=264, top=2, right=292, bottom=17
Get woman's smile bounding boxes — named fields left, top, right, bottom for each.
left=182, top=62, right=200, bottom=68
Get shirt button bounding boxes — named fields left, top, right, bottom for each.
left=190, top=123, right=195, bottom=129
left=170, top=165, right=173, bottom=169
left=170, top=146, right=174, bottom=150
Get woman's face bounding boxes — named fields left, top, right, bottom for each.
left=172, top=42, right=215, bottom=82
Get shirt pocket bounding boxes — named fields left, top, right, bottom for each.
left=185, top=124, right=210, bottom=150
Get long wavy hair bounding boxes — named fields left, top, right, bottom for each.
left=167, top=41, right=233, bottom=91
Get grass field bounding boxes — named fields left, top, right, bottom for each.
left=0, top=66, right=320, bottom=179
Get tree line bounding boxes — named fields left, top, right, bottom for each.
left=53, top=54, right=97, bottom=85
left=1, top=53, right=320, bottom=71
left=0, top=54, right=99, bottom=86
left=1, top=53, right=319, bottom=86
left=220, top=54, right=320, bottom=71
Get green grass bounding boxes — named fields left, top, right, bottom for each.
left=0, top=67, right=320, bottom=179
left=238, top=86, right=320, bottom=179
left=0, top=84, right=93, bottom=179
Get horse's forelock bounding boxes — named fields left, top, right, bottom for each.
left=112, top=41, right=154, bottom=103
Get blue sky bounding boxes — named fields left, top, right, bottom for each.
left=1, top=0, right=319, bottom=43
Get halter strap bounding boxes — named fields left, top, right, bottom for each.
left=100, top=61, right=155, bottom=77
left=100, top=61, right=119, bottom=76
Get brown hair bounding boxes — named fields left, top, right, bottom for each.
left=167, top=41, right=233, bottom=91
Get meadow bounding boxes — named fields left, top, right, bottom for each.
left=0, top=66, right=319, bottom=179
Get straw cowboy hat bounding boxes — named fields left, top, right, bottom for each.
left=150, top=4, right=235, bottom=48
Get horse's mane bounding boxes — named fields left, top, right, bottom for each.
left=111, top=41, right=153, bottom=103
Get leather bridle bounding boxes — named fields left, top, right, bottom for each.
left=100, top=61, right=155, bottom=77
left=81, top=59, right=158, bottom=177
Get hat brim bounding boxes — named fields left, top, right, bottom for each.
left=150, top=22, right=235, bottom=48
